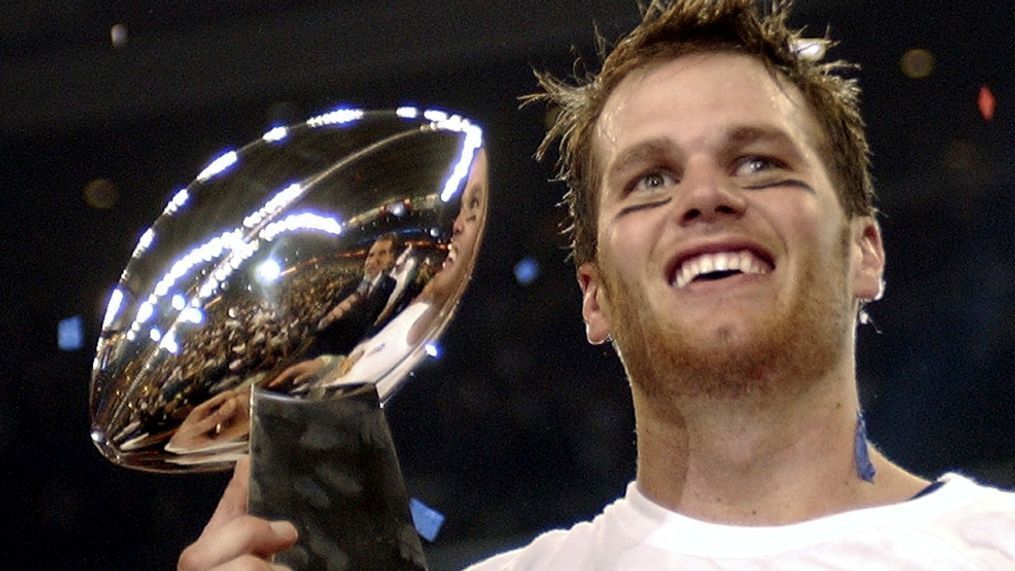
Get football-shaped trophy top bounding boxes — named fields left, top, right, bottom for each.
left=90, top=108, right=487, bottom=473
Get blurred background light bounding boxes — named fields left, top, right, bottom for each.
left=978, top=85, right=996, bottom=121
left=57, top=315, right=84, bottom=351
left=900, top=48, right=935, bottom=79
left=513, top=256, right=540, bottom=286
left=83, top=178, right=119, bottom=209
left=110, top=23, right=128, bottom=48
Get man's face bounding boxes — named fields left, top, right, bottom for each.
left=579, top=52, right=884, bottom=400
left=364, top=238, right=395, bottom=279
left=427, top=149, right=488, bottom=303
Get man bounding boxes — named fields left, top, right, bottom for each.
left=178, top=2, right=1014, bottom=569
left=306, top=233, right=399, bottom=358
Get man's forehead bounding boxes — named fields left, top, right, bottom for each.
left=592, top=52, right=822, bottom=169
left=371, top=240, right=394, bottom=253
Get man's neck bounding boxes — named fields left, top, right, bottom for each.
left=632, top=370, right=927, bottom=526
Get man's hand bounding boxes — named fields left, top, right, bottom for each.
left=177, top=457, right=298, bottom=570
left=167, top=388, right=251, bottom=454
left=317, top=293, right=360, bottom=330
left=265, top=359, right=327, bottom=391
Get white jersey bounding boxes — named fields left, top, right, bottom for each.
left=466, top=473, right=1015, bottom=570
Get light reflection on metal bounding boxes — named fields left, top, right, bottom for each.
left=133, top=227, right=156, bottom=258
left=180, top=307, right=204, bottom=324
left=90, top=109, right=488, bottom=472
left=307, top=108, right=365, bottom=128
left=196, top=150, right=238, bottom=182
left=243, top=183, right=305, bottom=229
left=262, top=126, right=288, bottom=142
left=136, top=300, right=155, bottom=324
left=160, top=330, right=179, bottom=354
left=397, top=106, right=419, bottom=119
left=260, top=212, right=344, bottom=241
left=164, top=188, right=190, bottom=216
left=432, top=114, right=484, bottom=202
left=255, top=259, right=282, bottom=284
left=102, top=287, right=126, bottom=330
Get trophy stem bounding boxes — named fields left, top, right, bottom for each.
left=248, top=384, right=427, bottom=570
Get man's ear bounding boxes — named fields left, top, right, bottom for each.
left=851, top=216, right=885, bottom=302
left=577, top=263, right=612, bottom=345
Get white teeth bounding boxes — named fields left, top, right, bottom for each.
left=671, top=249, right=769, bottom=289
left=679, top=264, right=693, bottom=288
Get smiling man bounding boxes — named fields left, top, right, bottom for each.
left=468, top=0, right=1014, bottom=568
left=177, top=1, right=1013, bottom=569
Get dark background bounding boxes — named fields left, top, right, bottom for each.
left=1, top=1, right=1012, bottom=569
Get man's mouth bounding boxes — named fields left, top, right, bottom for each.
left=670, top=250, right=772, bottom=289
left=444, top=245, right=458, bottom=268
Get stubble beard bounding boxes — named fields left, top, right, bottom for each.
left=602, top=230, right=854, bottom=405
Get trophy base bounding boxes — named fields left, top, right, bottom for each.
left=249, top=383, right=427, bottom=570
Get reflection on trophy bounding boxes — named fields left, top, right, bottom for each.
left=89, top=108, right=487, bottom=569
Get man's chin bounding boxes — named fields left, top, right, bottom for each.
left=617, top=318, right=796, bottom=400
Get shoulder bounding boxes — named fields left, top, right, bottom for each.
left=463, top=524, right=598, bottom=571
left=463, top=484, right=649, bottom=571
left=886, top=473, right=1015, bottom=564
left=930, top=472, right=1015, bottom=512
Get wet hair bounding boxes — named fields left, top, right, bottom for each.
left=526, top=0, right=874, bottom=267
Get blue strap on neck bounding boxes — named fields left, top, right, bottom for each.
left=854, top=411, right=877, bottom=482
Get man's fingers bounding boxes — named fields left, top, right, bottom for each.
left=178, top=458, right=299, bottom=571
left=178, top=515, right=297, bottom=571
left=191, top=398, right=238, bottom=435
left=204, top=457, right=251, bottom=532
left=267, top=369, right=293, bottom=389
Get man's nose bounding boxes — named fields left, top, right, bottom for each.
left=673, top=160, right=747, bottom=225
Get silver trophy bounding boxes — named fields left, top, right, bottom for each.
left=89, top=107, right=487, bottom=569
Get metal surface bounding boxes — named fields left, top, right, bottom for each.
left=249, top=383, right=427, bottom=570
left=89, top=108, right=487, bottom=472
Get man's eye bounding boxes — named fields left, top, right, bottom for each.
left=734, top=156, right=781, bottom=176
left=630, top=170, right=677, bottom=193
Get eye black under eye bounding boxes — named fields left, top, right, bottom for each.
left=616, top=197, right=672, bottom=217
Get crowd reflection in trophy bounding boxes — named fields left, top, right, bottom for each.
left=166, top=149, right=488, bottom=457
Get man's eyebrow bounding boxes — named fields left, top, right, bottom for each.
left=724, top=125, right=804, bottom=158
left=605, top=138, right=677, bottom=182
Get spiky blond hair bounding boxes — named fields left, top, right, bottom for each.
left=527, top=0, right=874, bottom=267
